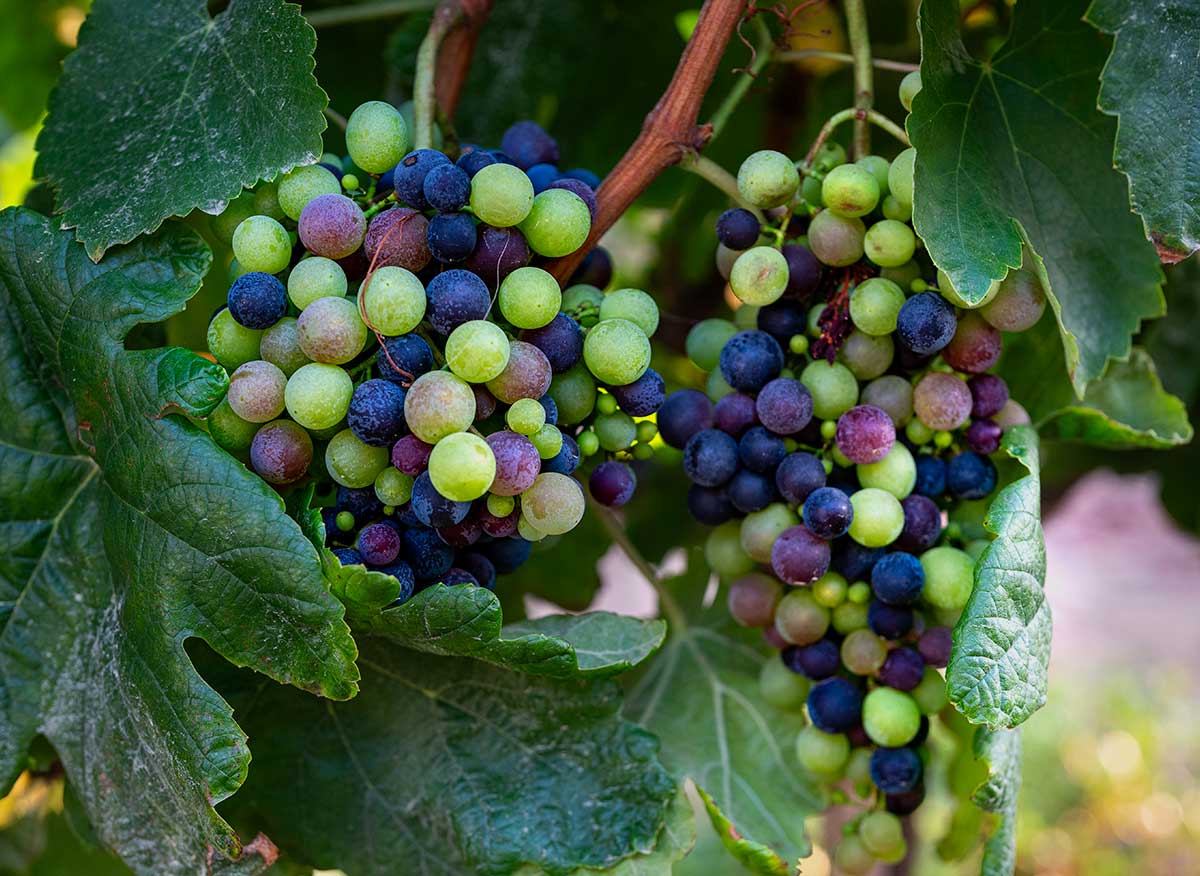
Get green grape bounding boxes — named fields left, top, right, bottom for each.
left=875, top=839, right=907, bottom=866
left=840, top=330, right=893, bottom=380
left=278, top=165, right=341, bottom=221
left=594, top=411, right=637, bottom=451
left=705, top=519, right=755, bottom=576
left=519, top=189, right=591, bottom=257
left=899, top=70, right=922, bottom=111
left=506, top=397, right=546, bottom=435
left=227, top=360, right=287, bottom=423
left=252, top=181, right=286, bottom=222
left=296, top=296, right=368, bottom=365
left=232, top=215, right=292, bottom=275
left=583, top=319, right=651, bottom=385
left=346, top=100, right=409, bottom=173
left=862, top=688, right=921, bottom=747
left=730, top=246, right=789, bottom=306
left=774, top=589, right=830, bottom=645
left=335, top=511, right=355, bottom=532
left=445, top=321, right=511, bottom=383
left=800, top=360, right=859, bottom=419
left=207, top=397, right=259, bottom=453
left=832, top=600, right=869, bottom=634
left=429, top=432, right=496, bottom=501
left=861, top=375, right=913, bottom=427
left=912, top=668, right=948, bottom=715
left=733, top=303, right=760, bottom=330
left=936, top=267, right=1000, bottom=308
left=849, top=277, right=906, bottom=336
left=759, top=659, right=810, bottom=712
left=859, top=811, right=905, bottom=858
left=846, top=747, right=873, bottom=793
left=806, top=303, right=825, bottom=337
left=920, top=546, right=975, bottom=610
left=521, top=472, right=585, bottom=535
left=486, top=493, right=515, bottom=517
left=636, top=420, right=657, bottom=443
left=212, top=191, right=256, bottom=245
left=814, top=140, right=847, bottom=172
left=736, top=150, right=800, bottom=208
left=801, top=174, right=824, bottom=208
left=547, top=363, right=597, bottom=425
left=375, top=468, right=414, bottom=507
left=325, top=428, right=389, bottom=488
left=599, top=288, right=660, bottom=337
left=964, top=538, right=990, bottom=561
left=795, top=725, right=850, bottom=777
left=848, top=488, right=904, bottom=547
left=807, top=210, right=865, bottom=266
left=288, top=257, right=347, bottom=310
left=812, top=570, right=848, bottom=607
left=596, top=393, right=618, bottom=415
left=820, top=420, right=837, bottom=441
left=855, top=155, right=890, bottom=195
left=404, top=371, right=476, bottom=443
left=789, top=334, right=809, bottom=355
left=833, top=836, right=876, bottom=875
left=518, top=514, right=547, bottom=542
left=360, top=266, right=426, bottom=335
left=207, top=308, right=263, bottom=370
left=881, top=194, right=912, bottom=222
left=498, top=266, right=562, bottom=330
left=259, top=317, right=312, bottom=377
left=880, top=259, right=922, bottom=291
left=821, top=164, right=880, bottom=217
left=887, top=148, right=915, bottom=208
left=342, top=174, right=360, bottom=192
left=864, top=219, right=917, bottom=268
left=228, top=258, right=251, bottom=283
left=632, top=443, right=654, bottom=461
left=847, top=581, right=871, bottom=604
left=740, top=502, right=798, bottom=563
left=840, top=628, right=887, bottom=676
left=284, top=362, right=354, bottom=431
left=530, top=423, right=563, bottom=459
left=578, top=430, right=600, bottom=456
left=561, top=284, right=605, bottom=326
left=706, top=368, right=735, bottom=402
left=470, top=163, right=535, bottom=227
left=905, top=418, right=934, bottom=445
left=857, top=442, right=916, bottom=499
left=715, top=243, right=741, bottom=280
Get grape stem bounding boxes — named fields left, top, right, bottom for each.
left=543, top=0, right=749, bottom=284
left=678, top=152, right=764, bottom=219
left=843, top=0, right=874, bottom=159
left=775, top=50, right=917, bottom=73
left=323, top=107, right=348, bottom=132
left=801, top=108, right=908, bottom=169
left=708, top=16, right=774, bottom=142
left=305, top=0, right=436, bottom=28
left=589, top=498, right=688, bottom=632
left=412, top=0, right=493, bottom=151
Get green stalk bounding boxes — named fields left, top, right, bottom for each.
left=306, top=0, right=436, bottom=28
left=843, top=0, right=874, bottom=158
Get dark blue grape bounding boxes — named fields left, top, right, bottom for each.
left=879, top=647, right=925, bottom=691
left=782, top=244, right=822, bottom=300
left=379, top=560, right=416, bottom=604
left=377, top=333, right=435, bottom=384
left=401, top=526, right=454, bottom=581
left=347, top=379, right=407, bottom=446
left=456, top=145, right=497, bottom=177
left=719, top=330, right=784, bottom=392
left=757, top=300, right=806, bottom=345
left=319, top=161, right=345, bottom=179
left=569, top=246, right=613, bottom=289
left=895, top=495, right=942, bottom=553
left=803, top=487, right=854, bottom=539
left=913, top=454, right=946, bottom=498
left=547, top=178, right=597, bottom=219
left=455, top=551, right=497, bottom=591
left=776, top=452, right=826, bottom=505
left=441, top=567, right=479, bottom=587
left=868, top=601, right=914, bottom=640
left=227, top=273, right=287, bottom=329
left=658, top=389, right=714, bottom=449
left=337, top=485, right=383, bottom=522
left=682, top=429, right=739, bottom=487
left=738, top=426, right=786, bottom=473
left=589, top=461, right=637, bottom=507
left=538, top=395, right=559, bottom=425
left=871, top=552, right=925, bottom=605
left=870, top=747, right=923, bottom=794
left=947, top=451, right=998, bottom=500
left=521, top=312, right=584, bottom=373
left=437, top=516, right=482, bottom=549
left=728, top=469, right=776, bottom=513
left=423, top=163, right=471, bottom=212
left=500, top=120, right=559, bottom=169
left=886, top=783, right=926, bottom=815
left=783, top=638, right=840, bottom=679
left=833, top=540, right=885, bottom=580
left=562, top=167, right=601, bottom=188
left=609, top=368, right=665, bottom=417
left=542, top=433, right=580, bottom=475
left=807, top=676, right=864, bottom=733
left=687, top=485, right=735, bottom=525
left=525, top=163, right=559, bottom=193
left=716, top=208, right=761, bottom=250
left=411, top=472, right=471, bottom=527
left=426, top=211, right=478, bottom=263
left=332, top=547, right=363, bottom=566
left=482, top=536, right=532, bottom=574
left=489, top=150, right=518, bottom=166
left=896, top=292, right=956, bottom=355
left=393, top=148, right=450, bottom=210
left=426, top=269, right=490, bottom=335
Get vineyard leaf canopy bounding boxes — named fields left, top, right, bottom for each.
left=0, top=207, right=358, bottom=876
left=221, top=639, right=678, bottom=876
left=909, top=0, right=1165, bottom=394
left=1087, top=0, right=1200, bottom=262
left=35, top=0, right=327, bottom=259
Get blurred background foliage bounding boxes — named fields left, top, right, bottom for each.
left=1, top=0, right=1197, bottom=874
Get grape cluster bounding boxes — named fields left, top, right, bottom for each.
left=204, top=105, right=661, bottom=603
left=662, top=71, right=1044, bottom=869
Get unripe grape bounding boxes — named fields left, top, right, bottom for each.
left=912, top=668, right=948, bottom=714
left=298, top=194, right=367, bottom=260
left=795, top=725, right=850, bottom=776
left=519, top=189, right=590, bottom=256
left=913, top=372, right=973, bottom=431
left=325, top=428, right=389, bottom=488
left=936, top=267, right=1000, bottom=308
left=207, top=308, right=263, bottom=370
left=729, top=246, right=790, bottom=306
left=547, top=363, right=597, bottom=425
left=208, top=397, right=259, bottom=453
left=470, top=163, right=535, bottom=227
left=807, top=210, right=865, bottom=266
left=227, top=360, right=287, bottom=423
left=841, top=628, right=888, bottom=676
left=849, top=277, right=906, bottom=336
left=801, top=360, right=859, bottom=420
left=250, top=419, right=313, bottom=485
left=899, top=70, right=922, bottom=110
left=346, top=101, right=410, bottom=173
left=284, top=362, right=353, bottom=430
left=840, top=331, right=894, bottom=381
left=429, top=432, right=496, bottom=501
left=736, top=150, right=800, bottom=208
left=706, top=519, right=755, bottom=576
left=530, top=423, right=564, bottom=459
left=856, top=155, right=891, bottom=195
left=811, top=571, right=848, bottom=607
left=887, top=147, right=915, bottom=208
left=521, top=472, right=585, bottom=535
left=599, top=288, right=660, bottom=337
left=259, top=317, right=312, bottom=376
left=499, top=267, right=562, bottom=330
left=278, top=165, right=341, bottom=221
left=594, top=411, right=637, bottom=451
left=506, top=397, right=546, bottom=435
left=728, top=573, right=783, bottom=627
left=859, top=811, right=905, bottom=858
left=861, top=375, right=913, bottom=427
left=847, top=488, right=904, bottom=547
left=740, top=502, right=798, bottom=563
left=759, top=658, right=810, bottom=712
left=233, top=215, right=291, bottom=275
left=944, top=311, right=1003, bottom=374
left=445, top=321, right=511, bottom=383
left=488, top=340, right=553, bottom=405
left=981, top=267, right=1046, bottom=331
left=296, top=296, right=368, bottom=365
left=833, top=836, right=876, bottom=876
left=920, top=546, right=975, bottom=610
left=212, top=192, right=256, bottom=245
left=864, top=219, right=916, bottom=268
left=288, top=257, right=347, bottom=310
left=857, top=442, right=916, bottom=499
left=583, top=319, right=651, bottom=386
left=360, top=266, right=426, bottom=336
left=774, top=589, right=830, bottom=645
left=686, top=319, right=738, bottom=371
left=832, top=600, right=869, bottom=634
left=821, top=164, right=880, bottom=217
left=405, top=371, right=476, bottom=443
left=862, top=688, right=921, bottom=747
left=881, top=194, right=912, bottom=222
left=375, top=468, right=414, bottom=507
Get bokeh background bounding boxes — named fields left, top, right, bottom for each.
left=1, top=1, right=1198, bottom=874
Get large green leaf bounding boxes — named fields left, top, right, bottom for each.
left=972, top=727, right=1022, bottom=876
left=36, top=0, right=327, bottom=259
left=0, top=206, right=358, bottom=876
left=948, top=426, right=1050, bottom=729
left=625, top=555, right=822, bottom=874
left=1086, top=0, right=1200, bottom=262
left=221, top=639, right=678, bottom=876
left=910, top=0, right=1164, bottom=393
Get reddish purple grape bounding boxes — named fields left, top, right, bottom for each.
left=589, top=461, right=637, bottom=507
left=917, top=626, right=953, bottom=668
left=727, top=573, right=781, bottom=627
left=755, top=378, right=814, bottom=436
left=835, top=405, right=896, bottom=465
left=479, top=507, right=520, bottom=538
left=466, top=225, right=531, bottom=289
left=895, top=494, right=943, bottom=553
left=364, top=207, right=431, bottom=272
left=943, top=312, right=1002, bottom=374
left=437, top=517, right=483, bottom=548
left=771, top=525, right=831, bottom=585
left=713, top=392, right=758, bottom=437
left=249, top=420, right=313, bottom=485
left=763, top=626, right=789, bottom=650
left=878, top=647, right=925, bottom=691
left=968, top=374, right=1009, bottom=419
left=391, top=435, right=433, bottom=474
left=782, top=243, right=822, bottom=300
left=472, top=385, right=497, bottom=420
left=487, top=341, right=552, bottom=404
left=966, top=418, right=1003, bottom=454
left=357, top=521, right=401, bottom=566
left=486, top=431, right=541, bottom=496
left=913, top=373, right=972, bottom=431
left=299, top=193, right=367, bottom=259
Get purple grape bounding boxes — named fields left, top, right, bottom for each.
left=918, top=626, right=953, bottom=668
left=332, top=547, right=363, bottom=566
left=755, top=378, right=814, bottom=436
left=835, top=405, right=896, bottom=465
left=943, top=312, right=1002, bottom=374
left=479, top=506, right=519, bottom=539
left=299, top=193, right=367, bottom=259
left=486, top=431, right=541, bottom=496
left=728, top=574, right=780, bottom=627
left=833, top=541, right=885, bottom=580
left=803, top=487, right=854, bottom=539
left=538, top=395, right=558, bottom=425
left=391, top=435, right=433, bottom=475
left=364, top=207, right=431, bottom=272
left=784, top=638, right=841, bottom=680
left=807, top=677, right=864, bottom=733
left=776, top=452, right=826, bottom=505
left=589, top=461, right=637, bottom=507
left=487, top=341, right=552, bottom=404
left=379, top=561, right=416, bottom=604
left=771, top=525, right=831, bottom=585
left=472, top=385, right=497, bottom=420
left=402, top=526, right=454, bottom=581
left=348, top=379, right=407, bottom=446
left=437, top=517, right=482, bottom=548
left=913, top=454, right=946, bottom=498
left=868, top=601, right=913, bottom=640
left=500, top=120, right=560, bottom=169
left=886, top=783, right=926, bottom=815
left=966, top=418, right=1003, bottom=454
left=249, top=420, right=313, bottom=485
left=609, top=368, right=665, bottom=416
left=895, top=495, right=943, bottom=553
left=426, top=212, right=478, bottom=264
left=946, top=451, right=998, bottom=500
left=716, top=208, right=761, bottom=250
left=543, top=433, right=580, bottom=475
left=968, top=374, right=1009, bottom=419
left=871, top=747, right=923, bottom=794
left=337, top=485, right=383, bottom=522
left=547, top=178, right=597, bottom=218
left=393, top=148, right=450, bottom=210
left=687, top=485, right=735, bottom=525
left=521, top=313, right=584, bottom=372
left=455, top=551, right=497, bottom=590
left=714, top=392, right=759, bottom=438
left=482, top=536, right=533, bottom=574
left=441, top=567, right=479, bottom=587
left=658, top=389, right=714, bottom=449
left=426, top=269, right=490, bottom=335
left=422, top=162, right=471, bottom=212
left=228, top=273, right=287, bottom=329
left=456, top=146, right=497, bottom=177
left=782, top=243, right=821, bottom=299
left=357, top=521, right=402, bottom=566
left=466, top=225, right=532, bottom=289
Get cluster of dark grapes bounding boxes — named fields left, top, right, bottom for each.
left=203, top=105, right=661, bottom=605
left=659, top=71, right=1045, bottom=871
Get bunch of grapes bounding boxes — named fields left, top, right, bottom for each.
left=203, top=103, right=661, bottom=604
left=660, top=71, right=1045, bottom=870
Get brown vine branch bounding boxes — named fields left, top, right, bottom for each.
left=413, top=0, right=493, bottom=150
left=545, top=0, right=750, bottom=284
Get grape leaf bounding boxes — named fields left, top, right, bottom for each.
left=1086, top=0, right=1200, bottom=262
left=910, top=0, right=1165, bottom=393
left=0, top=206, right=358, bottom=876
left=219, top=639, right=678, bottom=876
left=947, top=425, right=1051, bottom=729
left=625, top=555, right=823, bottom=874
left=972, top=727, right=1022, bottom=876
left=694, top=788, right=791, bottom=876
left=35, top=0, right=327, bottom=259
